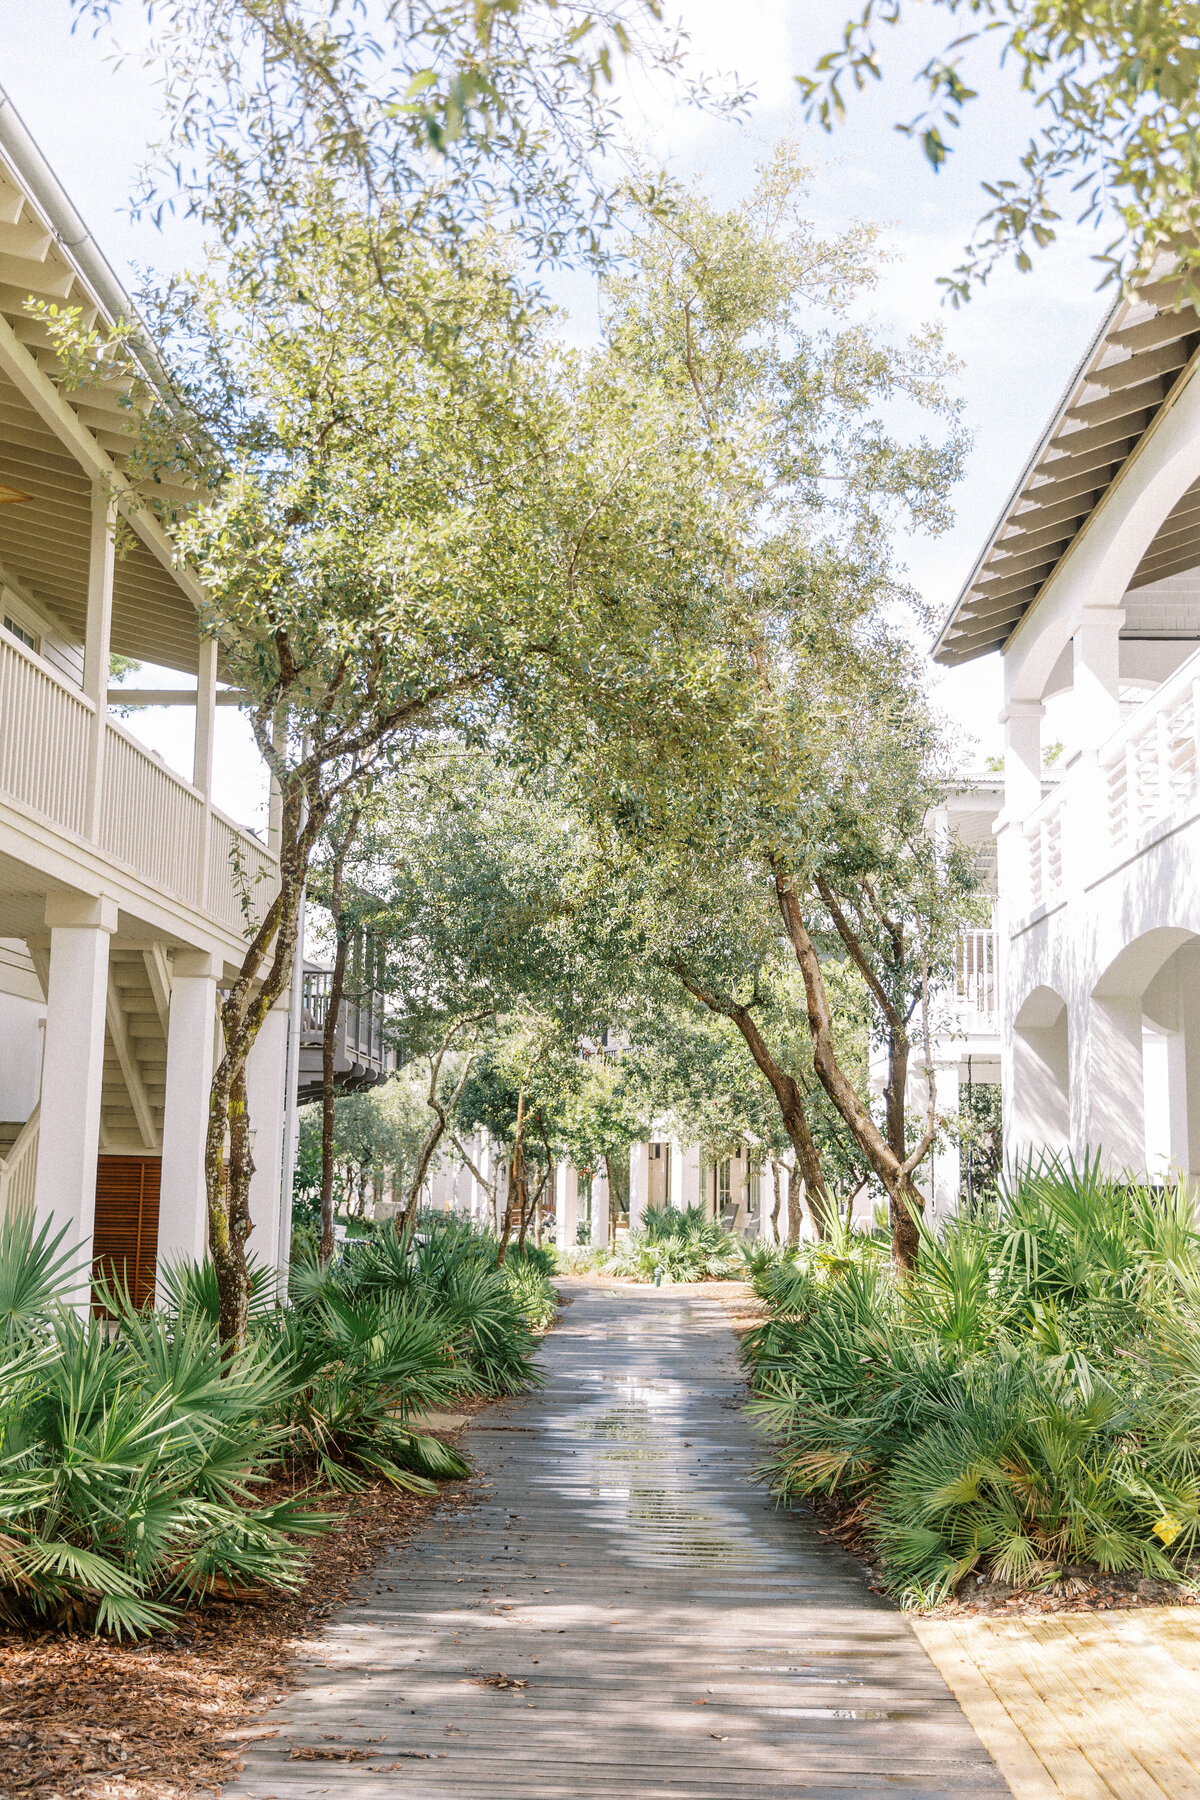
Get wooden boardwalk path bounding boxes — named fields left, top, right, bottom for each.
left=228, top=1281, right=1008, bottom=1800
left=915, top=1610, right=1200, bottom=1800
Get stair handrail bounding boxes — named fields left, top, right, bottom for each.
left=0, top=1103, right=40, bottom=1218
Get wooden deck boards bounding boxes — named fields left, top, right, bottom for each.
left=226, top=1282, right=1007, bottom=1800
left=914, top=1609, right=1200, bottom=1800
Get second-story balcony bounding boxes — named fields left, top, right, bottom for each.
left=296, top=952, right=394, bottom=1103
left=0, top=628, right=277, bottom=941
left=955, top=928, right=999, bottom=1027
left=1021, top=642, right=1200, bottom=916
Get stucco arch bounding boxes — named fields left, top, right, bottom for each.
left=1006, top=367, right=1200, bottom=705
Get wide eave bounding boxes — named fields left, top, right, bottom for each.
left=933, top=264, right=1200, bottom=668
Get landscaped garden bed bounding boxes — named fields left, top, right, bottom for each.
left=743, top=1161, right=1200, bottom=1612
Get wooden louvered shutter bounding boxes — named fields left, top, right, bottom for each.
left=92, top=1155, right=161, bottom=1312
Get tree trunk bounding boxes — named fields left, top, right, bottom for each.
left=498, top=1090, right=527, bottom=1265
left=786, top=1165, right=803, bottom=1248
left=773, top=873, right=926, bottom=1271
left=319, top=927, right=350, bottom=1263
left=768, top=1155, right=783, bottom=1241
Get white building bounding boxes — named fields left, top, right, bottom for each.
left=862, top=781, right=1003, bottom=1219
left=937, top=260, right=1200, bottom=1182
left=0, top=99, right=295, bottom=1299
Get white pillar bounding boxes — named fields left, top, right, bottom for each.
left=194, top=635, right=218, bottom=904
left=82, top=484, right=116, bottom=842
left=673, top=1142, right=700, bottom=1209
left=1076, top=993, right=1145, bottom=1174
left=158, top=949, right=218, bottom=1269
left=33, top=893, right=118, bottom=1288
left=932, top=1065, right=960, bottom=1216
left=628, top=1141, right=649, bottom=1232
left=996, top=699, right=1044, bottom=912
left=246, top=993, right=290, bottom=1286
left=555, top=1162, right=578, bottom=1249
left=590, top=1167, right=609, bottom=1248
left=1073, top=606, right=1124, bottom=751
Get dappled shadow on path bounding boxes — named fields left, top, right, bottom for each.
left=227, top=1284, right=1006, bottom=1800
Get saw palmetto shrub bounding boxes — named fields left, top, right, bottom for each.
left=605, top=1204, right=744, bottom=1283
left=0, top=1210, right=549, bottom=1636
left=747, top=1158, right=1200, bottom=1605
left=0, top=1214, right=327, bottom=1638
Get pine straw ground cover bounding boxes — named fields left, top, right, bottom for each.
left=0, top=1404, right=501, bottom=1800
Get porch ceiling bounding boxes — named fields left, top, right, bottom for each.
left=0, top=143, right=206, bottom=678
left=934, top=267, right=1200, bottom=667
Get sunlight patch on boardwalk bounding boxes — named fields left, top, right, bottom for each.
left=226, top=1283, right=1007, bottom=1800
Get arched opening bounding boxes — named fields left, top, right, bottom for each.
left=1085, top=929, right=1200, bottom=1179
left=1012, top=985, right=1070, bottom=1160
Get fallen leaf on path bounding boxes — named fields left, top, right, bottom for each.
left=288, top=1745, right=369, bottom=1761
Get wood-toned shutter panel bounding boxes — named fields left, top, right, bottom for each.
left=92, top=1155, right=161, bottom=1312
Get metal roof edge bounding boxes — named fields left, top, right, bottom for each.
left=930, top=287, right=1127, bottom=666
left=0, top=82, right=174, bottom=396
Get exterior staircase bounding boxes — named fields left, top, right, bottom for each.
left=100, top=949, right=170, bottom=1153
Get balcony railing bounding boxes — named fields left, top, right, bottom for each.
left=956, top=929, right=998, bottom=1022
left=1024, top=643, right=1200, bottom=908
left=0, top=629, right=277, bottom=934
left=302, top=968, right=387, bottom=1066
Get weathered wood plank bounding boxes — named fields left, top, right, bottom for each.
left=225, top=1283, right=1008, bottom=1800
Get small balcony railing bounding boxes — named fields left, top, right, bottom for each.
left=956, top=929, right=998, bottom=1023
left=1023, top=643, right=1200, bottom=908
left=0, top=628, right=278, bottom=934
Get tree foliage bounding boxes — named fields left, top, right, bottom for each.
left=799, top=0, right=1200, bottom=300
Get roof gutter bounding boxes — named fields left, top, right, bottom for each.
left=0, top=82, right=173, bottom=392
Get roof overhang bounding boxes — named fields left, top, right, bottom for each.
left=933, top=265, right=1200, bottom=668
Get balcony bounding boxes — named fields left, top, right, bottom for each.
left=1023, top=643, right=1200, bottom=913
left=297, top=958, right=394, bottom=1103
left=956, top=929, right=998, bottom=1026
left=0, top=627, right=277, bottom=935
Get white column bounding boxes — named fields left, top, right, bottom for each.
left=194, top=634, right=217, bottom=904
left=1075, top=993, right=1145, bottom=1174
left=628, top=1141, right=649, bottom=1232
left=590, top=1167, right=609, bottom=1248
left=245, top=993, right=290, bottom=1287
left=82, top=484, right=116, bottom=841
left=33, top=893, right=117, bottom=1289
left=158, top=949, right=218, bottom=1269
left=673, top=1142, right=700, bottom=1209
left=555, top=1162, right=578, bottom=1249
left=932, top=1065, right=960, bottom=1216
left=996, top=699, right=1044, bottom=912
left=1073, top=606, right=1124, bottom=751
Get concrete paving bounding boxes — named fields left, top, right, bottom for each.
left=227, top=1280, right=1008, bottom=1800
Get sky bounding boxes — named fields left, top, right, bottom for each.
left=3, top=0, right=1115, bottom=821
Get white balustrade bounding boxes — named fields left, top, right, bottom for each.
left=206, top=812, right=278, bottom=935
left=1026, top=791, right=1066, bottom=906
left=1103, top=654, right=1200, bottom=850
left=0, top=635, right=91, bottom=836
left=101, top=718, right=205, bottom=902
left=956, top=929, right=998, bottom=1021
left=0, top=637, right=279, bottom=936
left=1021, top=645, right=1200, bottom=909
left=0, top=1105, right=39, bottom=1220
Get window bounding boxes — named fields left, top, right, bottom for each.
left=717, top=1159, right=731, bottom=1214
left=3, top=614, right=37, bottom=652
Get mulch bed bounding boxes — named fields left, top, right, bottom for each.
left=0, top=1393, right=508, bottom=1800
